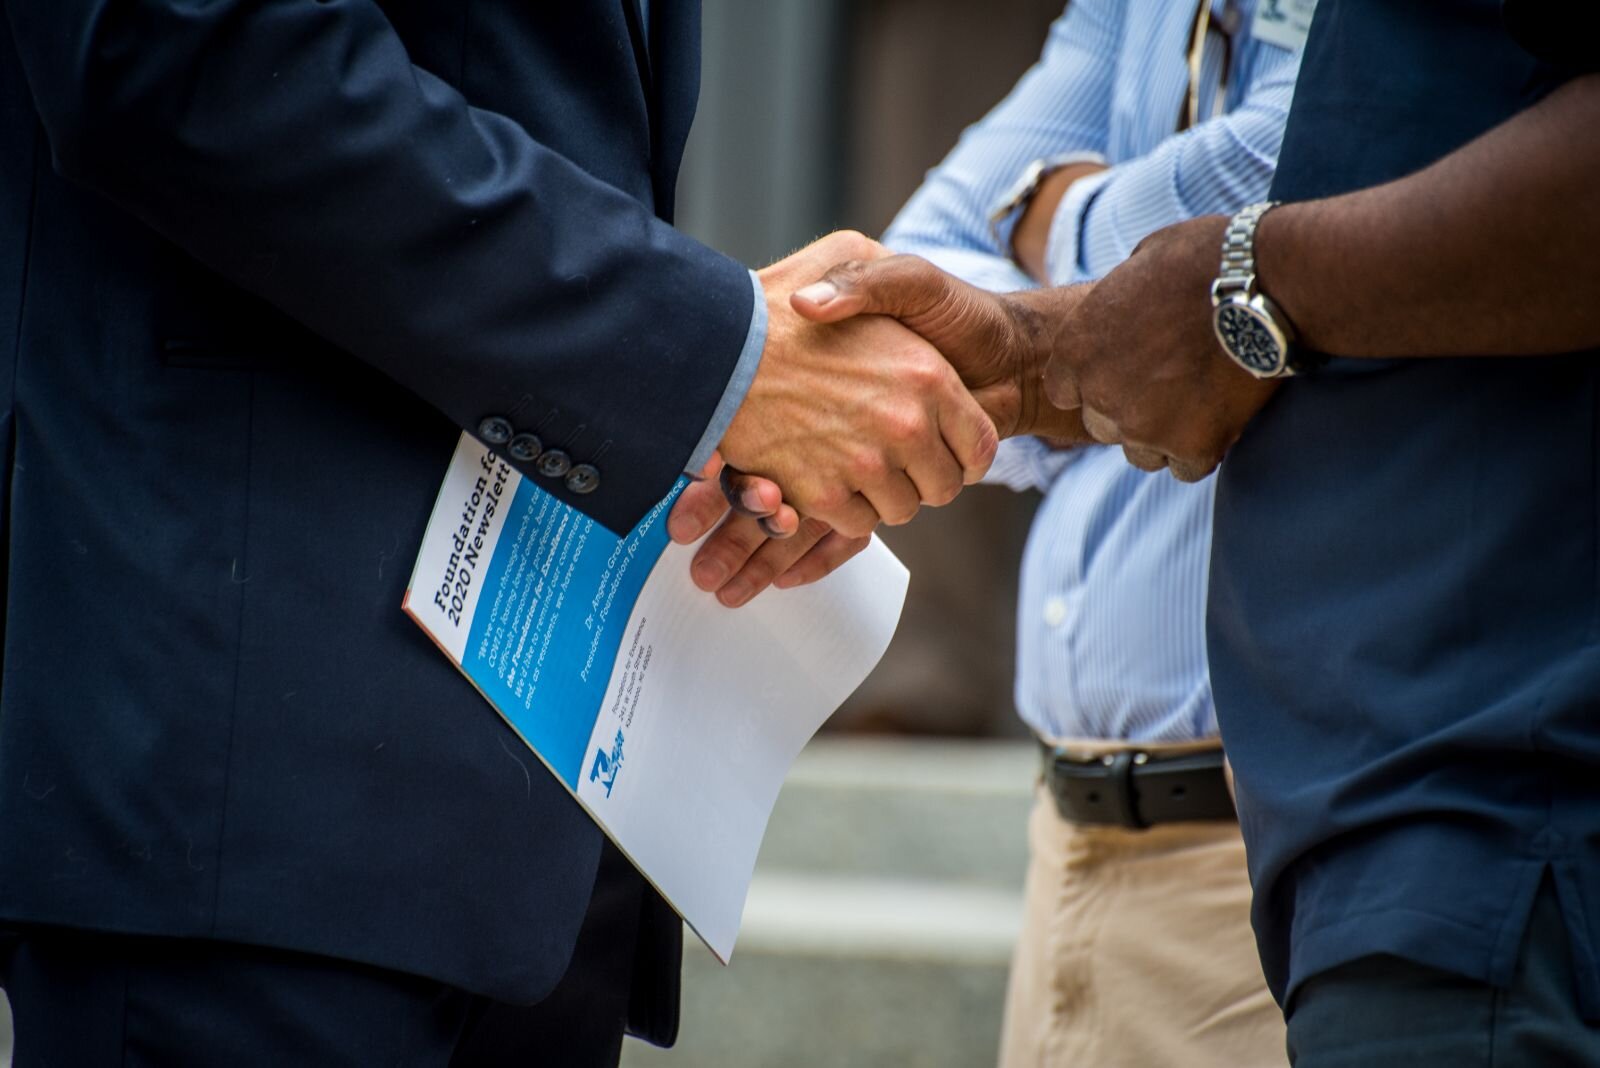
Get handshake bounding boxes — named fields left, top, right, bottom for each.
left=667, top=222, right=1281, bottom=606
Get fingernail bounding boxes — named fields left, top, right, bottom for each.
left=667, top=515, right=693, bottom=542
left=740, top=485, right=771, bottom=515
left=795, top=281, right=838, bottom=306
left=773, top=574, right=799, bottom=590
left=693, top=557, right=728, bottom=588
left=759, top=516, right=793, bottom=539
left=720, top=578, right=753, bottom=607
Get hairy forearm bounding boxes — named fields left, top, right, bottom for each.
left=1257, top=72, right=1600, bottom=359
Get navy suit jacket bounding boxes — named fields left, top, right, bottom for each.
left=0, top=0, right=753, bottom=1031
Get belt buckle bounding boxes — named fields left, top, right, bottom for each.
left=1044, top=747, right=1150, bottom=830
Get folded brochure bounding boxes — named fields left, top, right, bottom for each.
left=404, top=432, right=909, bottom=961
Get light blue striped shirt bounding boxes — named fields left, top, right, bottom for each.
left=885, top=0, right=1303, bottom=743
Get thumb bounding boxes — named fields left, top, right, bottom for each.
left=790, top=254, right=959, bottom=329
left=792, top=256, right=1022, bottom=394
left=720, top=463, right=783, bottom=519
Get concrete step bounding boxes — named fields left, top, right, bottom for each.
left=624, top=936, right=1013, bottom=1068
left=623, top=737, right=1036, bottom=1068
left=753, top=736, right=1036, bottom=885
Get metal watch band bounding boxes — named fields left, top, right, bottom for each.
left=1212, top=200, right=1325, bottom=377
left=1215, top=200, right=1278, bottom=297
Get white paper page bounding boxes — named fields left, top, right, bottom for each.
left=406, top=433, right=908, bottom=961
left=575, top=536, right=907, bottom=960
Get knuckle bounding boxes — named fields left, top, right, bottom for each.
left=884, top=410, right=925, bottom=448
left=904, top=397, right=941, bottom=437
left=1123, top=446, right=1164, bottom=472
left=834, top=230, right=883, bottom=263
left=833, top=509, right=875, bottom=540
left=848, top=447, right=890, bottom=484
left=787, top=560, right=824, bottom=586
left=798, top=516, right=833, bottom=543
left=956, top=420, right=999, bottom=478
left=1080, top=407, right=1122, bottom=445
left=832, top=228, right=869, bottom=252
left=1043, top=375, right=1077, bottom=410
left=836, top=521, right=871, bottom=540
left=884, top=503, right=920, bottom=527
left=831, top=537, right=871, bottom=567
left=703, top=534, right=749, bottom=567
left=828, top=258, right=871, bottom=288
left=741, top=560, right=778, bottom=588
left=808, top=482, right=851, bottom=515
left=689, top=500, right=724, bottom=529
left=904, top=356, right=945, bottom=392
left=926, top=478, right=961, bottom=507
left=975, top=419, right=1000, bottom=463
left=696, top=549, right=737, bottom=581
left=719, top=517, right=764, bottom=551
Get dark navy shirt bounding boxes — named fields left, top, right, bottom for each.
left=1209, top=0, right=1600, bottom=1015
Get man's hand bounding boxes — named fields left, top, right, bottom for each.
left=790, top=254, right=1095, bottom=445
left=718, top=231, right=1000, bottom=539
left=670, top=451, right=796, bottom=536
left=675, top=507, right=871, bottom=607
left=678, top=247, right=1106, bottom=611
left=673, top=252, right=1096, bottom=612
left=1041, top=215, right=1279, bottom=480
left=666, top=453, right=870, bottom=607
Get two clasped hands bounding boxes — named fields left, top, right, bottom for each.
left=665, top=217, right=1280, bottom=607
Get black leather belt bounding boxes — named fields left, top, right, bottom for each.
left=1039, top=742, right=1236, bottom=829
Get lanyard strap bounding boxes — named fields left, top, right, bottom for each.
left=1179, top=0, right=1238, bottom=132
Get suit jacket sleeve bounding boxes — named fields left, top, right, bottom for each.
left=3, top=0, right=756, bottom=533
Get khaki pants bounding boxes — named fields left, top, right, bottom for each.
left=998, top=745, right=1285, bottom=1067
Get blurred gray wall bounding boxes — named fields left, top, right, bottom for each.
left=677, top=0, right=1065, bottom=737
left=676, top=0, right=849, bottom=265
left=680, top=0, right=1065, bottom=258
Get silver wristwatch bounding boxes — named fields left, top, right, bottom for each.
left=989, top=151, right=1107, bottom=254
left=1210, top=201, right=1302, bottom=379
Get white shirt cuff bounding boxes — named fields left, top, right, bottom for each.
left=1043, top=167, right=1116, bottom=285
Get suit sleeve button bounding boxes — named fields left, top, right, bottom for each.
left=565, top=464, right=600, bottom=494
left=477, top=416, right=513, bottom=445
left=536, top=449, right=572, bottom=478
left=508, top=433, right=543, bottom=462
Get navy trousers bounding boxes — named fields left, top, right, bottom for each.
left=0, top=841, right=659, bottom=1067
left=1287, top=876, right=1600, bottom=1066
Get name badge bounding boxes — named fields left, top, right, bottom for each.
left=1251, top=0, right=1317, bottom=52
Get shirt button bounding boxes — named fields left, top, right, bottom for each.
left=508, top=433, right=543, bottom=462
left=477, top=416, right=513, bottom=446
left=1042, top=597, right=1068, bottom=628
left=565, top=464, right=601, bottom=495
left=537, top=449, right=572, bottom=478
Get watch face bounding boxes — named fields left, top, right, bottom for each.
left=1214, top=301, right=1285, bottom=376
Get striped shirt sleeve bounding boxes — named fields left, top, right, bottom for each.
left=1046, top=41, right=1303, bottom=283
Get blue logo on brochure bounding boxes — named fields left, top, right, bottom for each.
left=589, top=730, right=625, bottom=798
